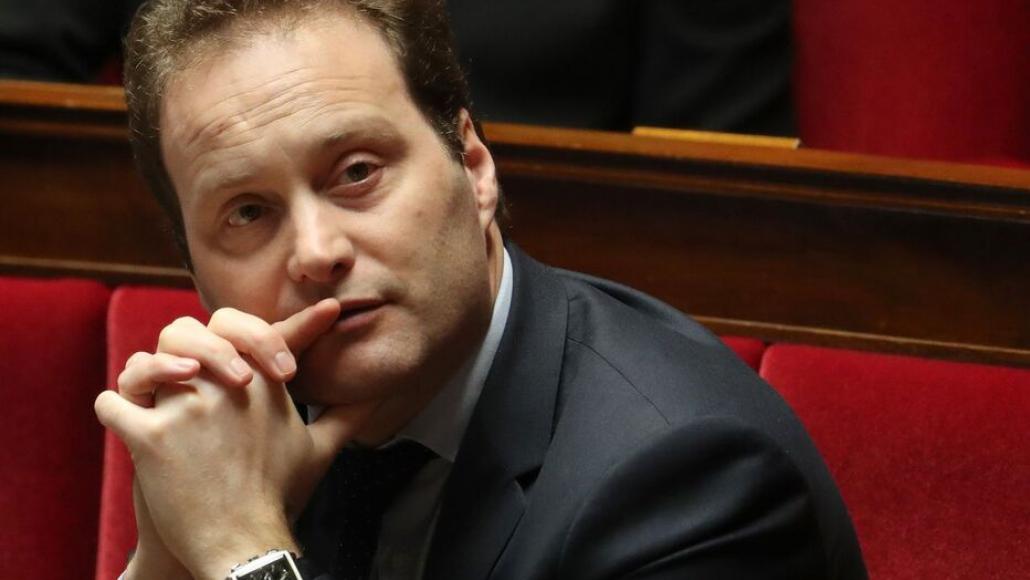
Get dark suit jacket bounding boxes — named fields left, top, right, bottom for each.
left=305, top=244, right=866, bottom=579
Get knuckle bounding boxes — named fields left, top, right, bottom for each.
left=253, top=331, right=285, bottom=354
left=171, top=316, right=201, bottom=329
left=115, top=369, right=133, bottom=392
left=140, top=416, right=167, bottom=446
left=157, top=318, right=194, bottom=345
left=211, top=336, right=241, bottom=360
left=93, top=391, right=113, bottom=417
left=95, top=393, right=128, bottom=431
left=125, top=351, right=149, bottom=368
left=156, top=326, right=172, bottom=346
left=117, top=369, right=153, bottom=395
left=183, top=397, right=210, bottom=420
left=208, top=307, right=239, bottom=327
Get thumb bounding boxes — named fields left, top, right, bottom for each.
left=307, top=401, right=383, bottom=469
left=272, top=298, right=341, bottom=356
left=286, top=401, right=382, bottom=524
left=95, top=389, right=149, bottom=449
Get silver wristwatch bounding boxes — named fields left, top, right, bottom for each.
left=227, top=549, right=303, bottom=580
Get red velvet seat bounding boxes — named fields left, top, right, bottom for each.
left=94, top=287, right=207, bottom=580
left=760, top=344, right=1030, bottom=579
left=794, top=0, right=1030, bottom=164
left=0, top=277, right=109, bottom=580
left=720, top=335, right=766, bottom=371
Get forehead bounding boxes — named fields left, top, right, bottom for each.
left=160, top=12, right=410, bottom=165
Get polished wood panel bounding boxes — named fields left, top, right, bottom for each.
left=2, top=81, right=1029, bottom=365
left=631, top=126, right=801, bottom=149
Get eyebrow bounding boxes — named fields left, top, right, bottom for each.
left=316, top=115, right=403, bottom=152
left=193, top=156, right=261, bottom=200
left=195, top=114, right=403, bottom=196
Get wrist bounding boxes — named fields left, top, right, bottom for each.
left=190, top=521, right=300, bottom=580
left=226, top=550, right=311, bottom=580
left=125, top=543, right=192, bottom=580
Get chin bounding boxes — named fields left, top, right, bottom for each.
left=287, top=375, right=397, bottom=407
left=289, top=339, right=423, bottom=406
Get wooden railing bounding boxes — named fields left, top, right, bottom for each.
left=2, top=80, right=1029, bottom=366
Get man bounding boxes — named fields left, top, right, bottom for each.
left=94, top=1, right=866, bottom=579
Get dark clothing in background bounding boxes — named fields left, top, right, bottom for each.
left=0, top=0, right=140, bottom=82
left=0, top=0, right=794, bottom=135
left=448, top=0, right=795, bottom=135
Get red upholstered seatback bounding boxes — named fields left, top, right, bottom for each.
left=95, top=287, right=207, bottom=580
left=719, top=336, right=765, bottom=371
left=0, top=277, right=110, bottom=580
left=794, top=0, right=1030, bottom=164
left=760, top=344, right=1030, bottom=580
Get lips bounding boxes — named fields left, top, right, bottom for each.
left=339, top=303, right=379, bottom=320
left=334, top=298, right=386, bottom=329
left=338, top=298, right=384, bottom=316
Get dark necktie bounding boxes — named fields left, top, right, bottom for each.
left=312, top=440, right=434, bottom=579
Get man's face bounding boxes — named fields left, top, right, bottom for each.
left=160, top=14, right=501, bottom=410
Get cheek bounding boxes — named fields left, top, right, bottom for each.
left=191, top=255, right=285, bottom=319
left=362, top=180, right=455, bottom=268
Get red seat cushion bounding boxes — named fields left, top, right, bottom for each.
left=760, top=344, right=1030, bottom=580
left=0, top=277, right=110, bottom=580
left=95, top=287, right=207, bottom=580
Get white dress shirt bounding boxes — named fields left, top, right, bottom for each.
left=372, top=248, right=513, bottom=579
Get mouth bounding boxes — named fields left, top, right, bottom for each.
left=334, top=299, right=386, bottom=332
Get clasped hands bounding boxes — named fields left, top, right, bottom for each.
left=95, top=298, right=379, bottom=580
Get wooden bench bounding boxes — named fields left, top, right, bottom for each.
left=2, top=80, right=1028, bottom=366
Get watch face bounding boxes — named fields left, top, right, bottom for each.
left=232, top=551, right=301, bottom=580
left=237, top=563, right=291, bottom=580
left=236, top=561, right=292, bottom=580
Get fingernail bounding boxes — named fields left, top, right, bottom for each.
left=230, top=357, right=251, bottom=379
left=275, top=351, right=296, bottom=376
left=173, top=359, right=197, bottom=373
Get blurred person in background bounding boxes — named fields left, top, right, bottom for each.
left=0, top=0, right=794, bottom=135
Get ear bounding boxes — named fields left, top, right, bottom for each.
left=457, top=109, right=499, bottom=230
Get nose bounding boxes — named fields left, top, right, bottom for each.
left=286, top=196, right=354, bottom=284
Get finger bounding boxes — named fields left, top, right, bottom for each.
left=285, top=400, right=378, bottom=525
left=125, top=351, right=149, bottom=369
left=152, top=379, right=199, bottom=407
left=207, top=308, right=297, bottom=382
left=272, top=298, right=341, bottom=357
left=307, top=401, right=382, bottom=469
left=117, top=353, right=200, bottom=407
left=95, top=390, right=150, bottom=448
left=157, top=316, right=253, bottom=387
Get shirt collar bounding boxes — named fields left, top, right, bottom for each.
left=394, top=247, right=514, bottom=462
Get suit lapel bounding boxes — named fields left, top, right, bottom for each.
left=423, top=245, right=567, bottom=580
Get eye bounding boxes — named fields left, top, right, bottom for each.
left=325, top=155, right=384, bottom=202
left=227, top=203, right=265, bottom=227
left=343, top=161, right=374, bottom=184
left=331, top=158, right=383, bottom=191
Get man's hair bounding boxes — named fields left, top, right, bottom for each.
left=124, top=0, right=477, bottom=266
